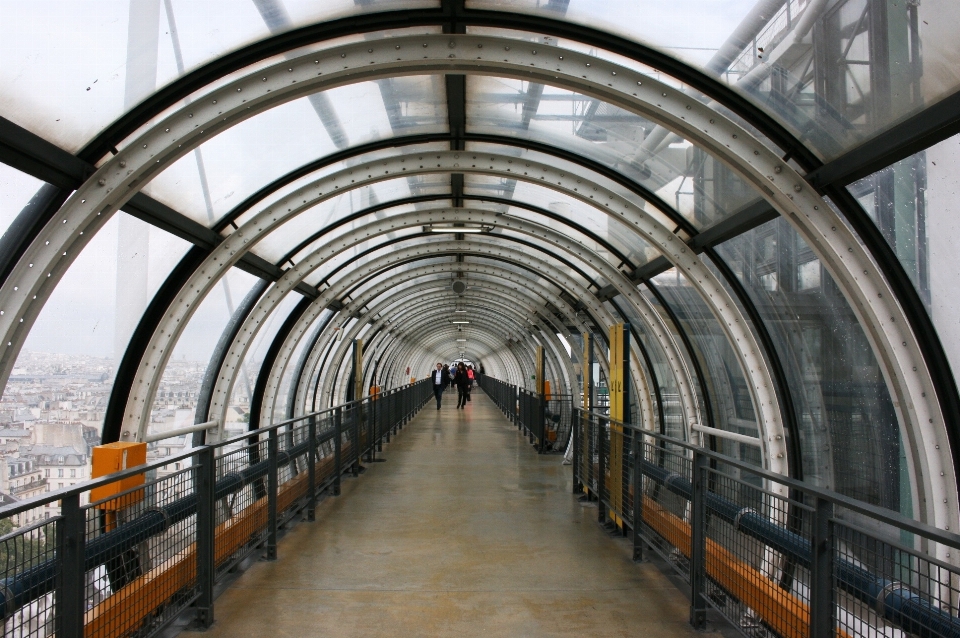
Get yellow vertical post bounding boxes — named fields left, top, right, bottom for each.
left=608, top=323, right=630, bottom=528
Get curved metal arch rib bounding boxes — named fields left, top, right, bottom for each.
left=2, top=33, right=946, bottom=525
left=322, top=289, right=576, bottom=407
left=293, top=262, right=612, bottom=419
left=328, top=304, right=565, bottom=407
left=257, top=247, right=634, bottom=429
left=204, top=220, right=648, bottom=438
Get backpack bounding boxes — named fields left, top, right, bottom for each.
left=467, top=369, right=475, bottom=380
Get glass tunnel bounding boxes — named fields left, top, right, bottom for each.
left=1, top=1, right=960, bottom=636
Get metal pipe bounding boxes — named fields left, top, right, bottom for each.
left=143, top=420, right=218, bottom=443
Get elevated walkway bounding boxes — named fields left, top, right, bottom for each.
left=196, top=390, right=714, bottom=637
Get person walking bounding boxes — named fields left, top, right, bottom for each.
left=441, top=363, right=450, bottom=392
left=431, top=363, right=445, bottom=409
left=466, top=365, right=475, bottom=401
left=454, top=362, right=470, bottom=409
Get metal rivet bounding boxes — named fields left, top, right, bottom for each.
left=98, top=178, right=106, bottom=186
left=794, top=184, right=802, bottom=192
left=774, top=165, right=782, bottom=173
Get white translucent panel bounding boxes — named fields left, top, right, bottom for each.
left=247, top=182, right=445, bottom=264
left=0, top=165, right=46, bottom=238
left=3, top=214, right=191, bottom=442
left=472, top=229, right=603, bottom=290
left=463, top=174, right=661, bottom=264
left=465, top=78, right=760, bottom=229
left=233, top=173, right=446, bottom=231
left=140, top=97, right=336, bottom=225
left=467, top=0, right=960, bottom=160
left=140, top=78, right=447, bottom=226
left=0, top=1, right=439, bottom=153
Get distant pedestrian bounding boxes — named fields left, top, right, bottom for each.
left=466, top=365, right=475, bottom=401
left=442, top=364, right=450, bottom=391
left=431, top=363, right=445, bottom=409
left=454, top=362, right=470, bottom=409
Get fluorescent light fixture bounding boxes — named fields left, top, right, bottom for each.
left=424, top=224, right=490, bottom=233
left=451, top=320, right=470, bottom=324
left=454, top=310, right=467, bottom=313
left=456, top=339, right=467, bottom=342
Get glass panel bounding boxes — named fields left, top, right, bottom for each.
left=3, top=214, right=191, bottom=445
left=227, top=291, right=302, bottom=414
left=714, top=217, right=903, bottom=511
left=466, top=1, right=957, bottom=161
left=269, top=307, right=332, bottom=423
left=0, top=166, right=47, bottom=239
left=141, top=78, right=447, bottom=227
left=644, top=269, right=761, bottom=468
left=463, top=174, right=664, bottom=268
left=847, top=131, right=960, bottom=419
left=0, top=1, right=440, bottom=152
left=466, top=78, right=761, bottom=228
left=611, top=296, right=688, bottom=439
left=148, top=266, right=263, bottom=440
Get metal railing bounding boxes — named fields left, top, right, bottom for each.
left=480, top=377, right=574, bottom=454
left=573, top=407, right=960, bottom=638
left=0, top=379, right=431, bottom=638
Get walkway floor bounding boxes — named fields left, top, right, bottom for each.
left=196, top=390, right=717, bottom=637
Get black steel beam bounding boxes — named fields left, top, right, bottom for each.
left=807, top=89, right=960, bottom=189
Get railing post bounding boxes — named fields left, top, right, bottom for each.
left=689, top=451, right=708, bottom=630
left=597, top=417, right=606, bottom=524
left=572, top=408, right=581, bottom=495
left=351, top=407, right=360, bottom=477
left=194, top=445, right=216, bottom=628
left=810, top=496, right=835, bottom=638
left=57, top=492, right=85, bottom=638
left=631, top=429, right=643, bottom=562
left=266, top=428, right=279, bottom=561
left=307, top=415, right=317, bottom=522
left=334, top=407, right=342, bottom=496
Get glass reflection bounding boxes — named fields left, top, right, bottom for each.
left=714, top=217, right=903, bottom=512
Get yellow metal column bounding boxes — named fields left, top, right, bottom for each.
left=607, top=323, right=630, bottom=528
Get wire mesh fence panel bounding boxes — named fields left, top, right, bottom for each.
left=82, top=465, right=201, bottom=638
left=701, top=466, right=813, bottom=638
left=0, top=507, right=58, bottom=638
left=213, top=439, right=268, bottom=578
left=833, top=514, right=960, bottom=638
left=638, top=439, right=693, bottom=579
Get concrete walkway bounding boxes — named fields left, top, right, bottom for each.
left=197, top=390, right=715, bottom=637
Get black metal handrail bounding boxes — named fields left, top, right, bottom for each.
left=573, top=407, right=960, bottom=638
left=0, top=379, right=432, bottom=638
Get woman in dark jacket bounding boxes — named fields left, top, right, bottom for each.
left=454, top=362, right=470, bottom=409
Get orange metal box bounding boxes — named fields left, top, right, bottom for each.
left=90, top=442, right=147, bottom=510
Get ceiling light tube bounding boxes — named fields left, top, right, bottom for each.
left=451, top=320, right=470, bottom=324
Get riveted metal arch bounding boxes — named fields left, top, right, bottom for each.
left=290, top=257, right=623, bottom=419
left=302, top=264, right=611, bottom=414
left=270, top=279, right=579, bottom=423
left=218, top=238, right=622, bottom=430
left=322, top=289, right=576, bottom=407
left=360, top=292, right=571, bottom=398
left=200, top=205, right=686, bottom=441
left=11, top=33, right=941, bottom=516
left=358, top=278, right=595, bottom=395
left=369, top=304, right=520, bottom=387
left=314, top=260, right=596, bottom=408
left=328, top=303, right=565, bottom=405
left=6, top=35, right=787, bottom=463
left=215, top=240, right=603, bottom=431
